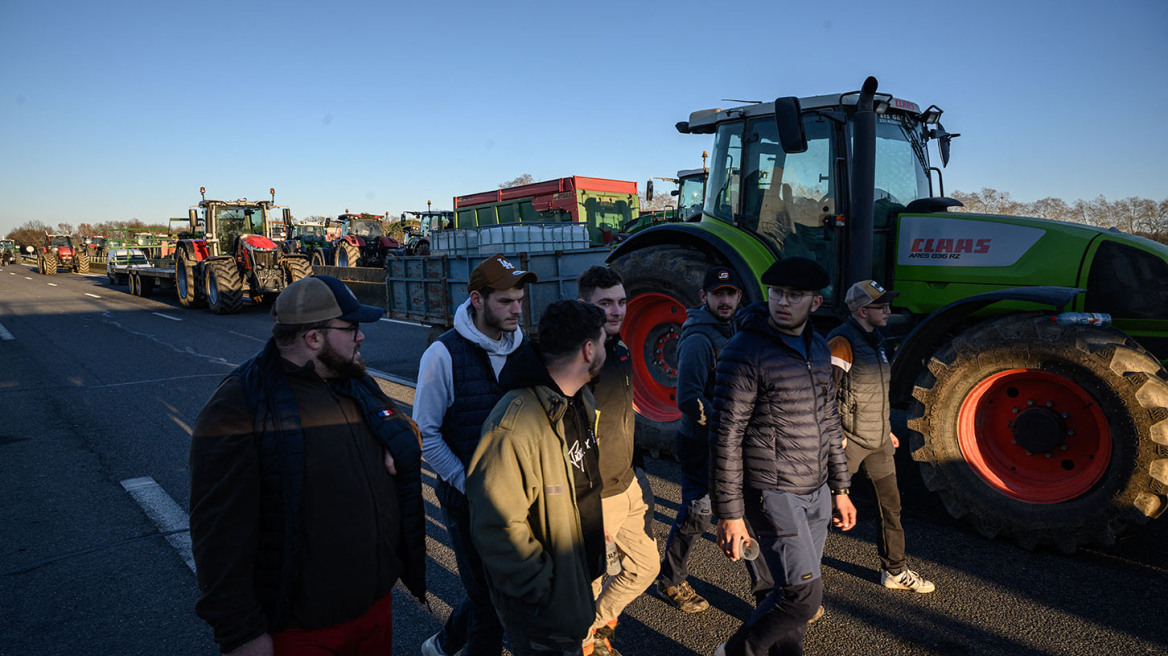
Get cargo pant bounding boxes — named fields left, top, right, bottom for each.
left=588, top=476, right=660, bottom=642
left=845, top=439, right=905, bottom=573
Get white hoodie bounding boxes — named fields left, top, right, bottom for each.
left=414, top=297, right=525, bottom=493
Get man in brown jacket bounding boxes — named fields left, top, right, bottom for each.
left=189, top=275, right=426, bottom=655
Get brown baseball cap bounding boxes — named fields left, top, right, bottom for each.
left=272, top=275, right=384, bottom=324
left=467, top=253, right=537, bottom=293
left=845, top=279, right=899, bottom=313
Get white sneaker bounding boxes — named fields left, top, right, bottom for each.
left=881, top=567, right=936, bottom=593
left=714, top=642, right=728, bottom=656
left=421, top=633, right=461, bottom=656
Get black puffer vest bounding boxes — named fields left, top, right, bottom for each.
left=827, top=318, right=891, bottom=451
left=436, top=330, right=526, bottom=505
left=235, top=340, right=426, bottom=631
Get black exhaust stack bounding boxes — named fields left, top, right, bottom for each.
left=849, top=76, right=878, bottom=286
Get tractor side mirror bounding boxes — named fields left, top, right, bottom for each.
left=930, top=123, right=960, bottom=168
left=283, top=208, right=292, bottom=226
left=646, top=180, right=654, bottom=201
left=188, top=209, right=198, bottom=232
left=774, top=96, right=807, bottom=154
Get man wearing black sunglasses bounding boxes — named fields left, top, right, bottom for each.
left=189, top=275, right=426, bottom=656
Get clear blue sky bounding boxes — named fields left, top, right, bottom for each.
left=2, top=0, right=1166, bottom=235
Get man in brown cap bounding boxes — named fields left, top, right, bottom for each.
left=828, top=280, right=934, bottom=594
left=189, top=275, right=426, bottom=655
left=416, top=254, right=537, bottom=656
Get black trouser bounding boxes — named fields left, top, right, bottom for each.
left=436, top=481, right=505, bottom=656
left=845, top=440, right=905, bottom=573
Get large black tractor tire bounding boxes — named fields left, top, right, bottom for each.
left=283, top=256, right=312, bottom=284
left=176, top=251, right=205, bottom=308
left=608, top=243, right=721, bottom=457
left=907, top=314, right=1168, bottom=552
left=310, top=250, right=324, bottom=267
left=75, top=251, right=90, bottom=274
left=41, top=253, right=57, bottom=275
left=335, top=241, right=359, bottom=268
left=205, top=260, right=244, bottom=315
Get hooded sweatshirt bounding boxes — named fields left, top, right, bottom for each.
left=416, top=297, right=526, bottom=493
left=676, top=305, right=736, bottom=440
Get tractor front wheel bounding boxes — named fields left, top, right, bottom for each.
left=176, top=250, right=204, bottom=308
left=335, top=241, right=359, bottom=267
left=75, top=251, right=90, bottom=274
left=205, top=260, right=244, bottom=315
left=907, top=314, right=1168, bottom=551
left=41, top=253, right=57, bottom=275
left=283, top=256, right=312, bottom=284
left=609, top=244, right=719, bottom=456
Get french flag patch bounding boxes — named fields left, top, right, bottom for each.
left=378, top=409, right=395, bottom=418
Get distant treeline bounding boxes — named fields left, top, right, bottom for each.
left=950, top=188, right=1168, bottom=244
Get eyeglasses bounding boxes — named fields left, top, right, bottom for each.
left=313, top=324, right=360, bottom=340
left=767, top=287, right=811, bottom=303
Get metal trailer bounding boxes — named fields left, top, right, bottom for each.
left=386, top=247, right=611, bottom=342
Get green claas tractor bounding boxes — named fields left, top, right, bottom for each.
left=38, top=234, right=89, bottom=275
left=608, top=76, right=1168, bottom=550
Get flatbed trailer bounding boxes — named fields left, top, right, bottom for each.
left=119, top=264, right=179, bottom=297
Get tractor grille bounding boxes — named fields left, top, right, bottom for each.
left=251, top=249, right=278, bottom=270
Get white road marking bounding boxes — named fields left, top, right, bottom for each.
left=0, top=323, right=13, bottom=341
left=24, top=276, right=32, bottom=280
left=229, top=330, right=265, bottom=343
left=379, top=318, right=425, bottom=327
left=120, top=477, right=195, bottom=574
left=47, top=282, right=58, bottom=287
left=84, top=293, right=101, bottom=298
left=151, top=312, right=182, bottom=321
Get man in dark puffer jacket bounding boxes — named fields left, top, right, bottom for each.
left=711, top=258, right=855, bottom=656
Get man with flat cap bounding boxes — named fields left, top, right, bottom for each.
left=710, top=257, right=855, bottom=656
left=416, top=253, right=538, bottom=656
left=190, top=275, right=426, bottom=655
left=657, top=266, right=772, bottom=615
left=828, top=280, right=934, bottom=594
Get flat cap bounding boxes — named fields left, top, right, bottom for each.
left=760, top=257, right=829, bottom=291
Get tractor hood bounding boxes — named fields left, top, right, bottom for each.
left=892, top=211, right=1168, bottom=319
left=239, top=234, right=279, bottom=250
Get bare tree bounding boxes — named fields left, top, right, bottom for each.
left=499, top=174, right=535, bottom=189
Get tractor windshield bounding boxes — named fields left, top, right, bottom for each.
left=857, top=114, right=932, bottom=213
left=212, top=206, right=267, bottom=252
left=351, top=221, right=384, bottom=238
left=678, top=174, right=706, bottom=221
left=296, top=225, right=327, bottom=238
left=49, top=236, right=73, bottom=248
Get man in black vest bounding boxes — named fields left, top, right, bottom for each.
left=827, top=280, right=935, bottom=593
left=416, top=254, right=537, bottom=656
left=190, top=275, right=426, bottom=655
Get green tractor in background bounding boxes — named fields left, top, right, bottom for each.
left=0, top=239, right=16, bottom=267
left=608, top=77, right=1168, bottom=551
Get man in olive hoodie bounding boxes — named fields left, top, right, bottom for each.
left=467, top=300, right=608, bottom=656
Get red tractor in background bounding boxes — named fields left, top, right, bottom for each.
left=330, top=212, right=401, bottom=268
left=172, top=188, right=312, bottom=314
left=37, top=234, right=90, bottom=275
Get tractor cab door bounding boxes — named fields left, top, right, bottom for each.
left=707, top=114, right=843, bottom=305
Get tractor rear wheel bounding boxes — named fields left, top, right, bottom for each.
left=609, top=244, right=719, bottom=456
left=335, top=241, right=359, bottom=267
left=283, top=256, right=312, bottom=284
left=176, top=251, right=204, bottom=308
left=205, top=260, right=244, bottom=315
left=75, top=251, right=90, bottom=274
left=310, top=251, right=324, bottom=267
left=42, top=253, right=57, bottom=275
left=907, top=314, right=1168, bottom=551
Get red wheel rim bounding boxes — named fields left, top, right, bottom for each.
left=957, top=368, right=1111, bottom=503
left=623, top=292, right=684, bottom=422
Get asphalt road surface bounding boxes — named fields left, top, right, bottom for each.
left=1, top=263, right=1165, bottom=656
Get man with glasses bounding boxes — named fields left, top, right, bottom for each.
left=190, top=275, right=427, bottom=655
left=827, top=280, right=935, bottom=594
left=710, top=257, right=855, bottom=656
